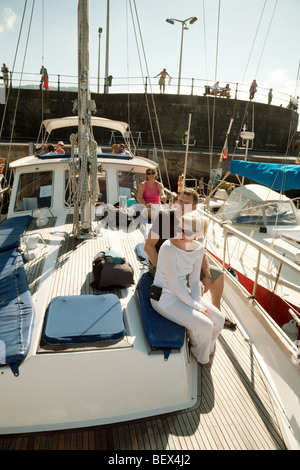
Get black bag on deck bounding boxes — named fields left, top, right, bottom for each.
left=90, top=250, right=134, bottom=290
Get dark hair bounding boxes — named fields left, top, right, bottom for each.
left=180, top=188, right=199, bottom=205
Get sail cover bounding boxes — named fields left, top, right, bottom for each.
left=229, top=160, right=300, bottom=190
left=0, top=248, right=35, bottom=370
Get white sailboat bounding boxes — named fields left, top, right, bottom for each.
left=198, top=161, right=300, bottom=450
left=0, top=0, right=299, bottom=451
left=0, top=0, right=196, bottom=434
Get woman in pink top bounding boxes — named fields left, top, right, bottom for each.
left=137, top=168, right=166, bottom=218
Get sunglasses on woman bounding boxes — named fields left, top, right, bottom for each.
left=182, top=229, right=196, bottom=238
left=146, top=171, right=156, bottom=175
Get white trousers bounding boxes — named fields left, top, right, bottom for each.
left=151, top=294, right=224, bottom=364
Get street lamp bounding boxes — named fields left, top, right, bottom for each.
left=97, top=27, right=103, bottom=94
left=166, top=17, right=197, bottom=94
left=104, top=0, right=110, bottom=94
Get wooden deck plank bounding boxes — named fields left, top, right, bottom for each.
left=0, top=220, right=287, bottom=450
left=212, top=335, right=285, bottom=450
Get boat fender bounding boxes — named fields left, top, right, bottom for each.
left=282, top=320, right=299, bottom=342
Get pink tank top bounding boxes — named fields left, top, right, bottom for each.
left=143, top=181, right=161, bottom=204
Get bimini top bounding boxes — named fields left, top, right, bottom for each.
left=41, top=116, right=129, bottom=136
left=229, top=160, right=300, bottom=191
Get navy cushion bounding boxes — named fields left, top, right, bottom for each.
left=43, top=294, right=126, bottom=344
left=137, top=272, right=185, bottom=359
left=0, top=216, right=31, bottom=253
left=0, top=248, right=35, bottom=370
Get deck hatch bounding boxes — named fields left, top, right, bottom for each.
left=43, top=294, right=126, bottom=344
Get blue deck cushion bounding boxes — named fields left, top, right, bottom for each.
left=135, top=243, right=148, bottom=261
left=0, top=248, right=35, bottom=370
left=43, top=294, right=126, bottom=344
left=137, top=272, right=185, bottom=359
left=0, top=216, right=31, bottom=253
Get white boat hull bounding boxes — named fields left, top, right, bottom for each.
left=0, top=324, right=197, bottom=434
left=211, top=258, right=300, bottom=449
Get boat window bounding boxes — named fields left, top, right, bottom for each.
left=64, top=169, right=107, bottom=206
left=117, top=171, right=144, bottom=201
left=217, top=191, right=249, bottom=221
left=14, top=171, right=53, bottom=212
left=233, top=201, right=298, bottom=226
left=218, top=191, right=299, bottom=226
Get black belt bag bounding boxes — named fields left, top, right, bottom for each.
left=149, top=284, right=162, bottom=301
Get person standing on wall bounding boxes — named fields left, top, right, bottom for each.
left=154, top=68, right=171, bottom=94
left=249, top=79, right=257, bottom=100
left=1, top=63, right=9, bottom=88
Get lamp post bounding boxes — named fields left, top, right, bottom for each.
left=166, top=17, right=197, bottom=95
left=97, top=27, right=103, bottom=94
left=104, top=0, right=110, bottom=94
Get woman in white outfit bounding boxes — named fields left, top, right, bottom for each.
left=150, top=211, right=224, bottom=365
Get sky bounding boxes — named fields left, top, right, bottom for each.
left=0, top=0, right=299, bottom=107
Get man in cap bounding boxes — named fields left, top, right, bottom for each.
left=34, top=143, right=47, bottom=156
left=55, top=141, right=65, bottom=154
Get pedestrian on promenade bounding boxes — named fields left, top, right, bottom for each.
left=249, top=79, right=257, bottom=100
left=154, top=68, right=171, bottom=94
left=1, top=63, right=9, bottom=88
left=268, top=88, right=273, bottom=105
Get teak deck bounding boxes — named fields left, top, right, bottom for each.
left=0, top=216, right=286, bottom=450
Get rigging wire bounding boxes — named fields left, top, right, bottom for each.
left=125, top=0, right=131, bottom=139
left=129, top=0, right=171, bottom=190
left=127, top=0, right=155, bottom=151
left=0, top=0, right=28, bottom=144
left=228, top=0, right=269, bottom=153
left=8, top=1, right=36, bottom=152
left=41, top=0, right=45, bottom=66
left=241, top=0, right=267, bottom=84
left=202, top=0, right=214, bottom=193
left=1, top=0, right=35, bottom=176
left=283, top=59, right=300, bottom=161
left=231, top=0, right=278, bottom=161
left=0, top=0, right=30, bottom=215
left=0, top=0, right=35, bottom=216
left=295, top=59, right=300, bottom=97
left=202, top=0, right=208, bottom=82
left=254, top=0, right=278, bottom=79
left=41, top=0, right=45, bottom=121
left=209, top=0, right=221, bottom=166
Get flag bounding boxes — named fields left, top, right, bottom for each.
left=43, top=68, right=49, bottom=91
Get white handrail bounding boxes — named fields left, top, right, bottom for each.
left=199, top=207, right=300, bottom=276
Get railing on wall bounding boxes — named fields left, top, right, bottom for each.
left=0, top=71, right=297, bottom=109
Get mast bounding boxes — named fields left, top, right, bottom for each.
left=182, top=113, right=196, bottom=189
left=74, top=0, right=98, bottom=237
